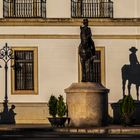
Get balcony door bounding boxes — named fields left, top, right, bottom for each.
left=3, top=0, right=46, bottom=18
left=71, top=0, right=113, bottom=18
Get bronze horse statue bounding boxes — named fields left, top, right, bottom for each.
left=79, top=19, right=95, bottom=82
left=121, top=64, right=140, bottom=100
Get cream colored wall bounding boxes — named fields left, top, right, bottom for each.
left=47, top=0, right=140, bottom=18
left=0, top=26, right=139, bottom=104
left=103, top=40, right=139, bottom=102
left=0, top=26, right=138, bottom=35
left=0, top=103, right=49, bottom=124
left=113, top=0, right=137, bottom=18
left=137, top=0, right=140, bottom=17
left=0, top=0, right=139, bottom=18
left=0, top=39, right=78, bottom=103
left=47, top=0, right=71, bottom=18
left=0, top=39, right=139, bottom=103
left=0, top=1, right=3, bottom=18
left=0, top=1, right=139, bottom=124
left=0, top=26, right=140, bottom=102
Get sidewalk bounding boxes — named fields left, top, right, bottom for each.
left=55, top=125, right=140, bottom=135
left=0, top=124, right=140, bottom=135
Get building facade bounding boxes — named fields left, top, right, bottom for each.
left=0, top=0, right=140, bottom=123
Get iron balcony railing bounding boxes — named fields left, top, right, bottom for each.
left=71, top=0, right=113, bottom=18
left=3, top=0, right=46, bottom=18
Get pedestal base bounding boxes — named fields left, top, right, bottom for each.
left=65, top=82, right=109, bottom=127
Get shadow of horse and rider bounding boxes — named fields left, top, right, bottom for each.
left=122, top=47, right=140, bottom=100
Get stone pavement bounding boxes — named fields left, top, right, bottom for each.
left=0, top=124, right=140, bottom=139
left=0, top=124, right=140, bottom=135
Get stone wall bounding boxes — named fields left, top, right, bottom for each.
left=0, top=103, right=49, bottom=124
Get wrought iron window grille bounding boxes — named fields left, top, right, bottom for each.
left=3, top=0, right=46, bottom=18
left=71, top=0, right=113, bottom=18
left=14, top=50, right=34, bottom=90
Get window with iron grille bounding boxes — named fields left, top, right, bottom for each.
left=93, top=50, right=101, bottom=83
left=11, top=47, right=38, bottom=94
left=71, top=0, right=113, bottom=18
left=3, top=0, right=46, bottom=18
left=79, top=47, right=105, bottom=85
left=14, top=51, right=34, bottom=90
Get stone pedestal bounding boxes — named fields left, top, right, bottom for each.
left=65, top=82, right=109, bottom=127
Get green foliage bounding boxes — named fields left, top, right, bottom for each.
left=120, top=95, right=135, bottom=119
left=57, top=95, right=67, bottom=117
left=48, top=95, right=67, bottom=118
left=48, top=95, right=58, bottom=117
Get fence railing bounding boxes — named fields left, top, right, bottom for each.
left=71, top=0, right=113, bottom=18
left=3, top=0, right=46, bottom=18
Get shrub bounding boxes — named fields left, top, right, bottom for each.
left=48, top=95, right=58, bottom=117
left=120, top=95, right=135, bottom=125
left=57, top=95, right=67, bottom=117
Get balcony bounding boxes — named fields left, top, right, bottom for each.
left=71, top=0, right=113, bottom=18
left=3, top=0, right=46, bottom=18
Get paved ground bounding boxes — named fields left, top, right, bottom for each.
left=1, top=124, right=140, bottom=139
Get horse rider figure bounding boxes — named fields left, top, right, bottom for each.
left=79, top=18, right=96, bottom=82
left=129, top=46, right=139, bottom=67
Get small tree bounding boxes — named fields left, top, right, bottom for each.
left=120, top=95, right=135, bottom=125
left=48, top=95, right=58, bottom=118
left=57, top=95, right=67, bottom=117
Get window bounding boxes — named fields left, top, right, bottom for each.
left=71, top=0, right=113, bottom=18
left=11, top=47, right=38, bottom=94
left=79, top=47, right=105, bottom=85
left=3, top=0, right=46, bottom=18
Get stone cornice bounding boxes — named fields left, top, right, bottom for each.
left=0, top=18, right=140, bottom=26
left=0, top=34, right=140, bottom=39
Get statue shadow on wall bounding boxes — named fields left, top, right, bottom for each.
left=122, top=46, right=140, bottom=100
left=0, top=103, right=16, bottom=124
left=111, top=47, right=140, bottom=124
